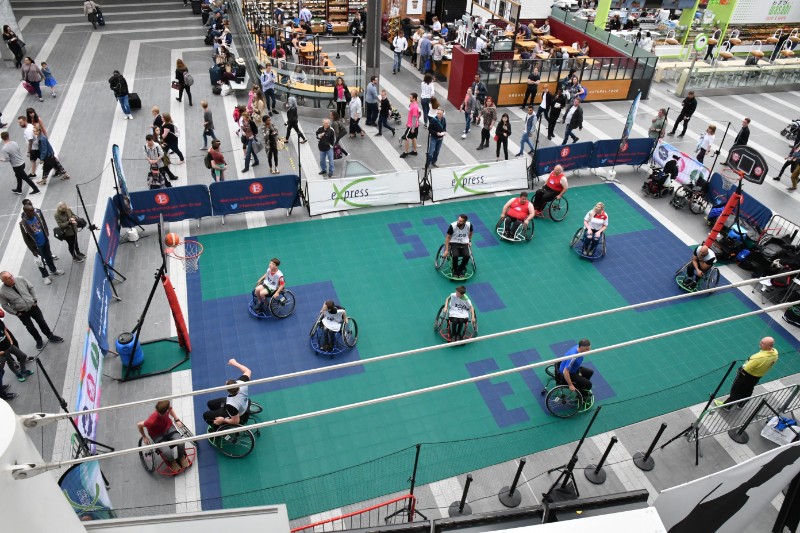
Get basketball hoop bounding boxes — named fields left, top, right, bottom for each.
left=168, top=240, right=204, bottom=273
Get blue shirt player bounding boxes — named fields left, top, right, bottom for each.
left=559, top=338, right=594, bottom=392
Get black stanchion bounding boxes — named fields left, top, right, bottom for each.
left=385, top=444, right=427, bottom=523
left=499, top=458, right=526, bottom=507
left=729, top=398, right=767, bottom=444
left=584, top=436, right=617, bottom=484
left=633, top=423, right=667, bottom=471
left=448, top=474, right=473, bottom=517
left=543, top=406, right=602, bottom=504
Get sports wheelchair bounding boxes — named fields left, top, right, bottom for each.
left=542, top=196, right=569, bottom=222
left=570, top=228, right=606, bottom=260
left=675, top=261, right=721, bottom=293
left=433, top=304, right=478, bottom=343
left=670, top=178, right=709, bottom=215
left=207, top=400, right=263, bottom=458
left=309, top=312, right=358, bottom=357
left=540, top=364, right=595, bottom=418
left=434, top=243, right=476, bottom=280
left=642, top=166, right=675, bottom=198
left=138, top=421, right=196, bottom=476
left=248, top=289, right=296, bottom=319
left=495, top=217, right=535, bottom=242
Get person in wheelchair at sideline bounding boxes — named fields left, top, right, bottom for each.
left=319, top=300, right=348, bottom=352
left=559, top=338, right=594, bottom=395
left=685, top=244, right=716, bottom=289
left=582, top=202, right=608, bottom=255
left=203, top=358, right=252, bottom=432
left=645, top=154, right=679, bottom=192
left=500, top=191, right=535, bottom=238
left=137, top=400, right=188, bottom=472
left=444, top=286, right=475, bottom=342
left=443, top=214, right=473, bottom=278
left=254, top=258, right=285, bottom=307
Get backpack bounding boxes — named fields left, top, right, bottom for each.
left=204, top=152, right=213, bottom=169
left=233, top=107, right=241, bottom=122
left=578, top=86, right=588, bottom=101
left=183, top=73, right=194, bottom=87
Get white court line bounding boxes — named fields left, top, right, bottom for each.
left=19, top=10, right=191, bottom=30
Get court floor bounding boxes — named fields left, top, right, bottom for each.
left=186, top=183, right=799, bottom=519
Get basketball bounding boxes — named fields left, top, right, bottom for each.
left=165, top=233, right=180, bottom=247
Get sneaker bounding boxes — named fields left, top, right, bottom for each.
left=52, top=269, right=65, bottom=276
left=25, top=357, right=36, bottom=363
left=572, top=137, right=579, bottom=143
left=39, top=97, right=44, bottom=102
left=410, top=151, right=418, bottom=156
left=126, top=115, right=134, bottom=120
left=179, top=456, right=190, bottom=468
left=461, top=133, right=467, bottom=139
left=773, top=176, right=781, bottom=181
left=43, top=277, right=52, bottom=285
left=431, top=163, right=438, bottom=168
left=241, top=168, right=249, bottom=173
left=462, top=129, right=467, bottom=134
left=677, top=134, right=684, bottom=138
left=11, top=189, right=21, bottom=194
left=2, top=392, right=17, bottom=400
left=666, top=132, right=674, bottom=136
left=375, top=132, right=382, bottom=136
left=714, top=399, right=725, bottom=407
left=200, top=146, right=208, bottom=151
left=318, top=170, right=327, bottom=175
left=23, top=369, right=33, bottom=376
left=17, top=373, right=26, bottom=382
left=29, top=189, right=40, bottom=195
left=73, top=256, right=85, bottom=263
left=168, top=460, right=181, bottom=472
left=35, top=339, right=43, bottom=350
left=788, top=187, right=797, bottom=191
left=49, top=336, right=64, bottom=343
left=399, top=152, right=408, bottom=158
left=515, top=153, right=522, bottom=157
left=476, top=145, right=484, bottom=150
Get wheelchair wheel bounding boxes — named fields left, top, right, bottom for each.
left=690, top=194, right=708, bottom=215
left=342, top=318, right=358, bottom=347
left=674, top=261, right=691, bottom=277
left=545, top=386, right=583, bottom=418
left=269, top=289, right=296, bottom=318
left=570, top=227, right=583, bottom=247
left=309, top=314, right=322, bottom=337
left=548, top=197, right=569, bottom=222
left=213, top=425, right=255, bottom=458
left=434, top=244, right=447, bottom=271
left=702, top=268, right=720, bottom=291
left=601, top=234, right=607, bottom=257
left=434, top=304, right=447, bottom=332
left=670, top=186, right=691, bottom=209
left=249, top=401, right=263, bottom=415
left=523, top=220, right=535, bottom=241
left=138, top=437, right=157, bottom=473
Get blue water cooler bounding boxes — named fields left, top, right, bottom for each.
left=116, top=332, right=144, bottom=368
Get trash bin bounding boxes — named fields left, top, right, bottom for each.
left=191, top=0, right=202, bottom=15
left=116, top=332, right=144, bottom=368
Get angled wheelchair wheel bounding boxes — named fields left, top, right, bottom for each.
left=548, top=197, right=569, bottom=222
left=670, top=185, right=691, bottom=209
left=545, top=386, right=583, bottom=418
left=138, top=437, right=157, bottom=473
left=434, top=244, right=448, bottom=271
left=523, top=220, right=535, bottom=241
left=269, top=289, right=296, bottom=318
left=701, top=268, right=720, bottom=292
left=213, top=425, right=255, bottom=458
left=248, top=401, right=263, bottom=415
left=309, top=314, right=322, bottom=337
left=342, top=318, right=358, bottom=347
left=434, top=304, right=447, bottom=332
left=601, top=235, right=607, bottom=257
left=248, top=293, right=269, bottom=319
left=570, top=227, right=583, bottom=247
left=690, top=194, right=708, bottom=215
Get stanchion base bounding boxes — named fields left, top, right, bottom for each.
left=633, top=451, right=655, bottom=471
left=728, top=428, right=750, bottom=444
left=543, top=482, right=578, bottom=503
left=448, top=502, right=472, bottom=517
left=498, top=486, right=522, bottom=508
left=584, top=465, right=606, bottom=485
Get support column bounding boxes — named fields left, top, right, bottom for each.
left=365, top=0, right=382, bottom=86
left=0, top=0, right=23, bottom=67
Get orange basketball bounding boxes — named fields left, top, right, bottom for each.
left=165, top=233, right=180, bottom=247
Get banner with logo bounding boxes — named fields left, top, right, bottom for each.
left=58, top=461, right=116, bottom=521
left=730, top=0, right=800, bottom=24
left=590, top=138, right=655, bottom=168
left=112, top=144, right=132, bottom=215
left=97, top=198, right=120, bottom=267
left=307, top=171, right=420, bottom=215
left=87, top=254, right=110, bottom=354
left=707, top=172, right=772, bottom=230
left=431, top=159, right=528, bottom=201
left=620, top=90, right=640, bottom=146
left=75, top=327, right=104, bottom=453
left=121, top=185, right=212, bottom=226
left=652, top=140, right=709, bottom=185
left=655, top=440, right=800, bottom=532
left=209, top=174, right=301, bottom=216
left=535, top=142, right=594, bottom=176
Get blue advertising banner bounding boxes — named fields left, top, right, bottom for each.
left=112, top=144, right=132, bottom=215
left=97, top=198, right=120, bottom=267
left=87, top=254, right=111, bottom=353
left=535, top=142, right=594, bottom=176
left=209, top=174, right=301, bottom=216
left=121, top=184, right=212, bottom=227
left=708, top=172, right=773, bottom=230
left=58, top=461, right=116, bottom=521
left=590, top=138, right=655, bottom=168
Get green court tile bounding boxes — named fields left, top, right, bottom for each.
left=130, top=338, right=190, bottom=376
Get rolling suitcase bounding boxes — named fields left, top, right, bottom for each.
left=96, top=7, right=105, bottom=26
left=191, top=0, right=202, bottom=14
left=128, top=92, right=141, bottom=110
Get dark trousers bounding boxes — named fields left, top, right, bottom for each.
left=349, top=118, right=362, bottom=135
left=480, top=127, right=491, bottom=147
left=450, top=243, right=470, bottom=274
left=267, top=145, right=278, bottom=168
left=18, top=305, right=54, bottom=344
left=202, top=128, right=217, bottom=148
left=547, top=114, right=560, bottom=138
left=285, top=122, right=306, bottom=142
left=725, top=368, right=761, bottom=407
left=496, top=138, right=508, bottom=159
left=264, top=88, right=276, bottom=111
left=365, top=102, right=378, bottom=125
left=522, top=86, right=537, bottom=107
left=177, top=84, right=193, bottom=105
left=42, top=155, right=66, bottom=179
left=0, top=344, right=30, bottom=375
left=533, top=186, right=558, bottom=211
left=697, top=148, right=707, bottom=163
left=567, top=366, right=594, bottom=391
left=448, top=317, right=467, bottom=341
left=322, top=326, right=336, bottom=349
left=164, top=139, right=184, bottom=162
left=503, top=216, right=523, bottom=237
left=203, top=397, right=228, bottom=427
left=378, top=115, right=395, bottom=135
left=35, top=240, right=58, bottom=277
left=12, top=164, right=40, bottom=193
left=64, top=233, right=82, bottom=259
left=563, top=124, right=579, bottom=144
left=777, top=159, right=798, bottom=178
left=336, top=101, right=347, bottom=118
left=686, top=264, right=708, bottom=281
left=669, top=113, right=691, bottom=136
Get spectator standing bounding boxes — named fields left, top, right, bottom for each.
left=411, top=28, right=423, bottom=67
left=36, top=125, right=70, bottom=184
left=364, top=76, right=379, bottom=126
left=144, top=134, right=167, bottom=189
left=19, top=204, right=64, bottom=285
left=200, top=100, right=217, bottom=150
left=648, top=108, right=667, bottom=139
left=734, top=118, right=750, bottom=146
left=54, top=202, right=85, bottom=263
left=161, top=113, right=185, bottom=164
left=427, top=108, right=446, bottom=167
left=400, top=92, right=421, bottom=158
left=695, top=124, right=716, bottom=164
left=392, top=32, right=408, bottom=74
left=108, top=70, right=133, bottom=120
left=152, top=127, right=178, bottom=181
left=774, top=143, right=800, bottom=182
left=0, top=132, right=39, bottom=194
left=460, top=87, right=478, bottom=140
left=17, top=116, right=38, bottom=180
left=516, top=106, right=536, bottom=157
left=562, top=99, right=583, bottom=145
left=2, top=25, right=24, bottom=69
left=208, top=139, right=226, bottom=181
left=240, top=112, right=260, bottom=173
left=470, top=73, right=487, bottom=107
left=284, top=97, right=307, bottom=145
left=420, top=74, right=435, bottom=128
left=332, top=77, right=350, bottom=120
left=495, top=113, right=511, bottom=160
left=316, top=119, right=336, bottom=178
left=418, top=33, right=432, bottom=73
left=348, top=89, right=364, bottom=138
left=259, top=64, right=278, bottom=115
left=476, top=96, right=497, bottom=151
left=0, top=272, right=63, bottom=350
left=376, top=90, right=396, bottom=137
left=264, top=115, right=280, bottom=174
left=330, top=111, right=349, bottom=158
left=715, top=337, right=778, bottom=410
left=175, top=59, right=193, bottom=106
left=432, top=38, right=445, bottom=77
left=41, top=62, right=57, bottom=98
left=537, top=85, right=551, bottom=121
left=521, top=67, right=540, bottom=109
left=349, top=13, right=362, bottom=46
left=21, top=57, right=44, bottom=102
left=667, top=91, right=697, bottom=138
left=0, top=313, right=33, bottom=383
left=547, top=87, right=566, bottom=140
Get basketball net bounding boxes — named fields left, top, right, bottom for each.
left=169, top=241, right=204, bottom=273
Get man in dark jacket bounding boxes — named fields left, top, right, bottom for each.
left=316, top=119, right=336, bottom=178
left=470, top=74, right=487, bottom=106
left=108, top=70, right=133, bottom=120
left=562, top=99, right=583, bottom=144
left=19, top=204, right=63, bottom=284
left=427, top=108, right=447, bottom=167
left=0, top=272, right=63, bottom=350
left=667, top=91, right=697, bottom=138
left=734, top=118, right=750, bottom=146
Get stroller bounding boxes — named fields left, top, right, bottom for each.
left=642, top=164, right=674, bottom=198
left=390, top=107, right=402, bottom=125
left=780, top=118, right=800, bottom=141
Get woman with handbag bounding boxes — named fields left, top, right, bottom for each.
left=152, top=127, right=178, bottom=181
left=264, top=115, right=280, bottom=174
left=332, top=77, right=350, bottom=120
left=284, top=96, right=307, bottom=145
left=83, top=0, right=100, bottom=30
left=495, top=113, right=511, bottom=161
left=174, top=59, right=193, bottom=106
left=2, top=25, right=24, bottom=68
left=161, top=113, right=185, bottom=164
left=240, top=111, right=260, bottom=173
left=54, top=202, right=86, bottom=263
left=329, top=111, right=349, bottom=158
left=21, top=57, right=44, bottom=102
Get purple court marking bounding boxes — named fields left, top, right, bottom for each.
left=388, top=221, right=430, bottom=259
left=467, top=282, right=506, bottom=312
left=465, top=212, right=500, bottom=248
left=508, top=349, right=549, bottom=413
left=466, top=358, right=530, bottom=428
